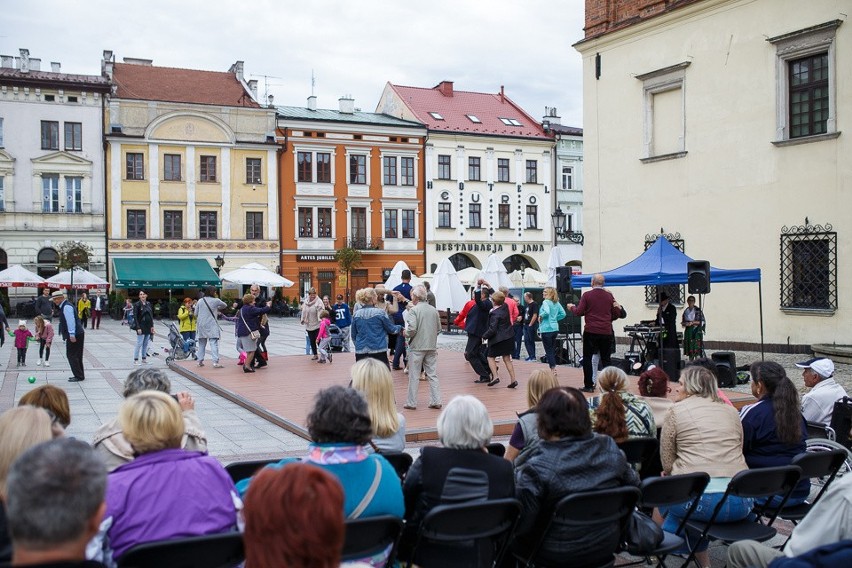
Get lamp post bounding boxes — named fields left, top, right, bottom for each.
left=551, top=207, right=584, bottom=246
left=213, top=254, right=225, bottom=275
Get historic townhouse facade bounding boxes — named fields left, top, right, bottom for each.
left=0, top=49, right=110, bottom=291
left=277, top=96, right=426, bottom=299
left=102, top=52, right=278, bottom=291
left=377, top=81, right=556, bottom=275
left=545, top=109, right=585, bottom=268
left=575, top=0, right=849, bottom=347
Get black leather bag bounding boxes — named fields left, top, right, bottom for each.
left=625, top=509, right=664, bottom=554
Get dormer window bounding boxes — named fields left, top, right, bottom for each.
left=499, top=117, right=523, bottom=126
left=429, top=112, right=444, bottom=120
left=466, top=114, right=481, bottom=123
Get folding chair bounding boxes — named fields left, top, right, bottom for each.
left=117, top=532, right=244, bottom=568
left=623, top=472, right=710, bottom=567
left=223, top=458, right=279, bottom=484
left=516, top=486, right=641, bottom=568
left=406, top=497, right=521, bottom=568
left=381, top=452, right=414, bottom=480
left=682, top=465, right=801, bottom=567
left=342, top=515, right=404, bottom=568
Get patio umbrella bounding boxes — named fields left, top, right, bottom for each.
left=431, top=258, right=470, bottom=312
left=383, top=260, right=424, bottom=289
left=46, top=267, right=109, bottom=290
left=220, top=262, right=294, bottom=288
left=456, top=267, right=481, bottom=286
left=0, top=265, right=46, bottom=288
left=477, top=254, right=513, bottom=290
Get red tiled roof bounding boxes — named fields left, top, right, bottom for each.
left=389, top=82, right=548, bottom=139
left=112, top=63, right=259, bottom=108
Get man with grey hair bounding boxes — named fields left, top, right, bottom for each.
left=91, top=368, right=207, bottom=471
left=567, top=273, right=622, bottom=392
left=402, top=285, right=442, bottom=410
left=797, top=357, right=848, bottom=426
left=5, top=438, right=107, bottom=567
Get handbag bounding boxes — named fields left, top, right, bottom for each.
left=625, top=509, right=664, bottom=554
left=240, top=309, right=260, bottom=340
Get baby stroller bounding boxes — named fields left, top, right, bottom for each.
left=163, top=322, right=197, bottom=362
left=328, top=323, right=344, bottom=353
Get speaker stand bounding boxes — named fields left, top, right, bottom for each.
left=563, top=333, right=582, bottom=367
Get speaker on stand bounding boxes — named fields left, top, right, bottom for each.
left=712, top=351, right=737, bottom=388
left=662, top=348, right=682, bottom=381
left=687, top=260, right=711, bottom=294
left=556, top=266, right=573, bottom=294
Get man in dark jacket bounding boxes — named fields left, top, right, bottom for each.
left=455, top=281, right=493, bottom=383
left=34, top=287, right=54, bottom=321
left=52, top=289, right=85, bottom=382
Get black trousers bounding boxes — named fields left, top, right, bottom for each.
left=66, top=333, right=85, bottom=379
left=464, top=335, right=491, bottom=380
left=582, top=331, right=612, bottom=388
left=306, top=328, right=319, bottom=355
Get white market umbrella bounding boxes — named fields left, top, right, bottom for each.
left=383, top=260, right=423, bottom=290
left=477, top=254, right=513, bottom=290
left=431, top=258, right=470, bottom=312
left=46, top=267, right=109, bottom=290
left=0, top=265, right=46, bottom=288
left=220, top=262, right=294, bottom=288
left=546, top=246, right=566, bottom=287
left=523, top=267, right=549, bottom=286
left=456, top=267, right=481, bottom=286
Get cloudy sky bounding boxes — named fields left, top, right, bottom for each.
left=2, top=0, right=586, bottom=126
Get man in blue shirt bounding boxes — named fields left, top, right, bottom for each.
left=52, top=289, right=85, bottom=382
left=332, top=294, right=352, bottom=352
left=391, top=270, right=413, bottom=370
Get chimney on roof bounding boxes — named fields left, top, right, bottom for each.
left=248, top=79, right=258, bottom=100
left=123, top=57, right=153, bottom=66
left=229, top=60, right=244, bottom=82
left=339, top=95, right=354, bottom=114
left=0, top=55, right=12, bottom=68
left=436, top=81, right=454, bottom=97
left=543, top=106, right=561, bottom=125
left=307, top=95, right=317, bottom=111
left=51, top=62, right=60, bottom=73
left=499, top=85, right=505, bottom=103
left=30, top=58, right=41, bottom=71
left=102, top=50, right=114, bottom=79
left=19, top=48, right=30, bottom=73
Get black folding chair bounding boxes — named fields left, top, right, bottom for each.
left=623, top=472, right=710, bottom=567
left=117, top=532, right=244, bottom=568
left=516, top=486, right=641, bottom=568
left=406, top=497, right=521, bottom=568
left=618, top=437, right=659, bottom=477
left=486, top=442, right=507, bottom=458
left=342, top=515, right=404, bottom=567
left=683, top=465, right=801, bottom=567
left=381, top=452, right=414, bottom=480
left=223, top=458, right=279, bottom=484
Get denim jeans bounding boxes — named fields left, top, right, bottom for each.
left=134, top=332, right=150, bottom=360
left=661, top=492, right=754, bottom=552
left=512, top=324, right=524, bottom=359
left=523, top=323, right=538, bottom=360
left=541, top=331, right=559, bottom=369
left=197, top=337, right=220, bottom=363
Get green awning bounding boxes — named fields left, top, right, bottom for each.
left=112, top=258, right=221, bottom=289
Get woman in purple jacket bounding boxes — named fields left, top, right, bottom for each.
left=96, top=391, right=239, bottom=565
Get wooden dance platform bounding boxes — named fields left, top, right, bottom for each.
left=170, top=351, right=755, bottom=443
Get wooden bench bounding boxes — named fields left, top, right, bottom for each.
left=439, top=309, right=463, bottom=335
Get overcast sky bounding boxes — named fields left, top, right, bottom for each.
left=2, top=0, right=586, bottom=126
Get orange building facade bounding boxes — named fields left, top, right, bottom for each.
left=277, top=97, right=427, bottom=300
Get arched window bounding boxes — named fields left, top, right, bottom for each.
left=448, top=253, right=476, bottom=271
left=502, top=254, right=535, bottom=273
left=37, top=248, right=59, bottom=279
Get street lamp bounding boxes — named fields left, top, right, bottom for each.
left=213, top=254, right=225, bottom=275
left=551, top=207, right=584, bottom=245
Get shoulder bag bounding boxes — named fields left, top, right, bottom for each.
left=625, top=509, right=664, bottom=554
left=240, top=308, right=260, bottom=340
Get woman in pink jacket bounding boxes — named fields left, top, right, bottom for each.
left=33, top=315, right=54, bottom=367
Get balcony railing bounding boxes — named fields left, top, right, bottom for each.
left=348, top=237, right=383, bottom=250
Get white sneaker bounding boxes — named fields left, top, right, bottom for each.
left=134, top=360, right=141, bottom=366
left=37, top=359, right=43, bottom=366
left=44, top=361, right=50, bottom=367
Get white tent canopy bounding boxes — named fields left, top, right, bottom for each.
left=431, top=258, right=470, bottom=312
left=477, top=254, right=513, bottom=290
left=0, top=265, right=46, bottom=288
left=220, top=262, right=294, bottom=288
left=546, top=246, right=567, bottom=288
left=383, top=260, right=424, bottom=289
left=508, top=267, right=549, bottom=287
left=46, top=267, right=109, bottom=290
left=456, top=267, right=481, bottom=286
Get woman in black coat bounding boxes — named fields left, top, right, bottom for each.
left=481, top=290, right=518, bottom=388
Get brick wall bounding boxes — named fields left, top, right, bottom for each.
left=584, top=0, right=704, bottom=40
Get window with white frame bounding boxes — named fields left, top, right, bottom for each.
left=384, top=209, right=398, bottom=238
left=497, top=158, right=510, bottom=182
left=438, top=155, right=451, bottom=180
left=381, top=155, right=417, bottom=187
left=469, top=203, right=482, bottom=228
left=296, top=152, right=330, bottom=184
left=317, top=207, right=332, bottom=238
left=525, top=160, right=538, bottom=183
left=42, top=175, right=60, bottom=212
left=351, top=207, right=367, bottom=241
left=41, top=121, right=59, bottom=150
left=64, top=122, right=82, bottom=151
left=438, top=202, right=451, bottom=228
left=383, top=208, right=415, bottom=239
left=526, top=205, right=538, bottom=229
left=768, top=20, right=841, bottom=144
left=298, top=207, right=313, bottom=237
left=469, top=157, right=481, bottom=181
left=401, top=157, right=415, bottom=186
left=65, top=177, right=82, bottom=213
left=246, top=157, right=263, bottom=184
left=637, top=62, right=690, bottom=162
left=349, top=154, right=366, bottom=184
left=401, top=209, right=415, bottom=238
left=498, top=203, right=510, bottom=229
left=382, top=156, right=397, bottom=185
left=562, top=166, right=573, bottom=190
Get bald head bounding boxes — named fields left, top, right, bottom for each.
left=592, top=274, right=605, bottom=287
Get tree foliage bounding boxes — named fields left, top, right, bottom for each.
left=335, top=247, right=362, bottom=301
left=56, top=240, right=94, bottom=271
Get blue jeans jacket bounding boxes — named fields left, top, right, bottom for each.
left=352, top=307, right=401, bottom=354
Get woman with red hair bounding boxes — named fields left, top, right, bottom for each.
left=243, top=463, right=344, bottom=568
left=637, top=365, right=673, bottom=427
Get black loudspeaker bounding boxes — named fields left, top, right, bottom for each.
left=687, top=260, right=711, bottom=294
left=556, top=266, right=572, bottom=294
left=712, top=351, right=737, bottom=388
left=662, top=348, right=682, bottom=381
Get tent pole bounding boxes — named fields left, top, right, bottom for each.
left=758, top=281, right=765, bottom=361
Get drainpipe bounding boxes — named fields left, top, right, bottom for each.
left=102, top=92, right=111, bottom=289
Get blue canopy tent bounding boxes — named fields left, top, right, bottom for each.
left=571, top=237, right=765, bottom=356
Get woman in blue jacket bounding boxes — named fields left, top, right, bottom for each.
left=350, top=287, right=401, bottom=367
left=538, top=287, right=566, bottom=377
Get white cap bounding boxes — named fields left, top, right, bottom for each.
left=795, top=357, right=835, bottom=379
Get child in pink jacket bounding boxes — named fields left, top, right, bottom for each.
left=316, top=310, right=332, bottom=364
left=10, top=320, right=34, bottom=367
left=34, top=315, right=54, bottom=367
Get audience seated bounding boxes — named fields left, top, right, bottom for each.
left=796, top=357, right=847, bottom=427
left=513, top=386, right=639, bottom=566
left=659, top=365, right=751, bottom=568
left=5, top=439, right=107, bottom=568
left=740, top=361, right=809, bottom=506
left=400, top=395, right=514, bottom=566
left=685, top=358, right=735, bottom=407
left=93, top=391, right=239, bottom=565
left=243, top=463, right=345, bottom=568
left=504, top=369, right=559, bottom=465
left=727, top=473, right=852, bottom=568
left=237, top=385, right=403, bottom=567
left=637, top=365, right=673, bottom=427
left=588, top=366, right=656, bottom=441
left=0, top=407, right=58, bottom=564
left=92, top=368, right=207, bottom=471
left=18, top=384, right=71, bottom=435
left=351, top=358, right=406, bottom=453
